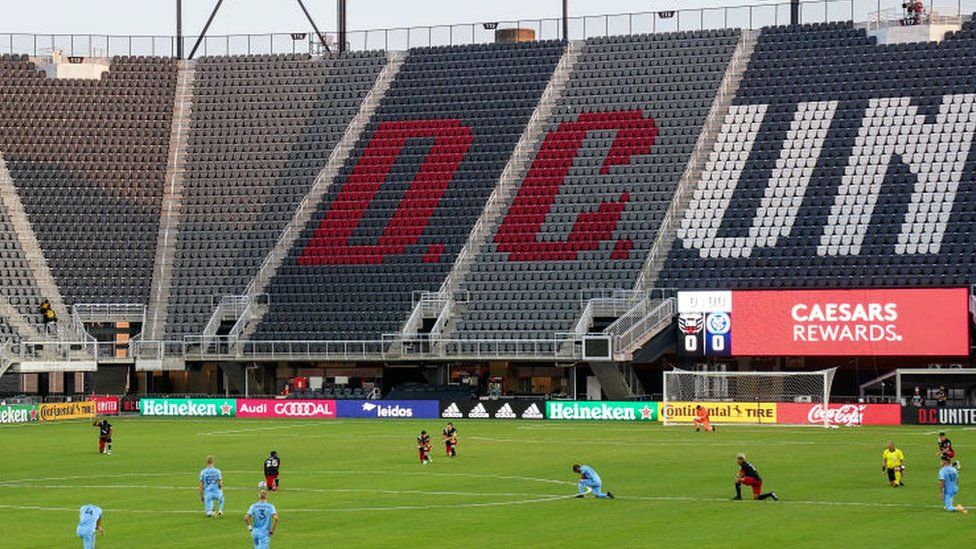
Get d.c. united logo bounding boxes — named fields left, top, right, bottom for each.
left=678, top=313, right=704, bottom=335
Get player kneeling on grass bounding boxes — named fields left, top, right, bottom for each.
left=418, top=430, right=432, bottom=464
left=694, top=405, right=715, bottom=432
left=937, top=432, right=960, bottom=469
left=199, top=455, right=225, bottom=517
left=573, top=464, right=614, bottom=499
left=246, top=488, right=278, bottom=548
left=939, top=455, right=968, bottom=514
left=443, top=422, right=458, bottom=457
left=93, top=418, right=112, bottom=455
left=264, top=451, right=281, bottom=491
left=76, top=504, right=104, bottom=549
left=882, top=441, right=906, bottom=488
left=734, top=454, right=777, bottom=501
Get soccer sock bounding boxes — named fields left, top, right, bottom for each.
left=894, top=470, right=902, bottom=485
left=758, top=493, right=771, bottom=500
left=735, top=483, right=742, bottom=497
left=107, top=443, right=112, bottom=452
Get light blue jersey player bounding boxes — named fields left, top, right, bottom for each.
left=246, top=489, right=278, bottom=549
left=199, top=454, right=225, bottom=517
left=939, top=456, right=968, bottom=513
left=76, top=504, right=103, bottom=548
left=572, top=464, right=614, bottom=499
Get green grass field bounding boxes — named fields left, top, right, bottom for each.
left=0, top=418, right=971, bottom=548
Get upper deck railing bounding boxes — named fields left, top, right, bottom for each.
left=2, top=1, right=973, bottom=58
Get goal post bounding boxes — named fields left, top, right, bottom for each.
left=662, top=368, right=838, bottom=427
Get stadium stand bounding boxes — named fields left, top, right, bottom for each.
left=0, top=192, right=44, bottom=331
left=453, top=31, right=741, bottom=339
left=0, top=55, right=176, bottom=305
left=661, top=21, right=976, bottom=289
left=164, top=52, right=387, bottom=337
left=254, top=41, right=564, bottom=341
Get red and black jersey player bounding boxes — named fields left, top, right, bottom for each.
left=418, top=431, right=432, bottom=464
left=264, top=451, right=281, bottom=491
left=442, top=422, right=458, bottom=458
left=937, top=432, right=961, bottom=469
left=93, top=418, right=112, bottom=455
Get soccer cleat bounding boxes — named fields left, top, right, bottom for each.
left=769, top=492, right=778, bottom=501
left=575, top=494, right=584, bottom=498
left=107, top=450, right=112, bottom=455
left=957, top=506, right=968, bottom=514
left=606, top=492, right=615, bottom=499
left=732, top=496, right=742, bottom=500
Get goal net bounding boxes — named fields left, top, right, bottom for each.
left=662, top=368, right=838, bottom=427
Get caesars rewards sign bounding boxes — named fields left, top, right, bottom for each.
left=678, top=288, right=969, bottom=356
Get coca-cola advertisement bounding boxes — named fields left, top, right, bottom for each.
left=236, top=399, right=337, bottom=419
left=777, top=403, right=901, bottom=426
left=89, top=395, right=120, bottom=416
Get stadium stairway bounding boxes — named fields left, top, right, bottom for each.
left=449, top=30, right=742, bottom=343
left=595, top=29, right=758, bottom=362
left=146, top=60, right=195, bottom=341
left=0, top=152, right=65, bottom=340
left=0, top=55, right=177, bottom=307
left=658, top=20, right=976, bottom=290
left=229, top=51, right=407, bottom=343
left=400, top=41, right=584, bottom=342
left=164, top=52, right=388, bottom=339
left=253, top=41, right=565, bottom=342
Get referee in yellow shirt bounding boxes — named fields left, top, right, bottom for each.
left=882, top=441, right=906, bottom=487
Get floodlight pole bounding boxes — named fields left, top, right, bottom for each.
left=176, top=0, right=183, bottom=59
left=187, top=0, right=226, bottom=60
left=296, top=0, right=332, bottom=53
left=337, top=0, right=347, bottom=53
left=562, top=0, right=569, bottom=40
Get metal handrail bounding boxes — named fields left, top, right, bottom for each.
left=3, top=1, right=970, bottom=57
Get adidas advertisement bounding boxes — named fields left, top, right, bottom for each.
left=336, top=400, right=439, bottom=419
left=438, top=400, right=546, bottom=420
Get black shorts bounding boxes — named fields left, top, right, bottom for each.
left=100, top=436, right=112, bottom=443
left=886, top=467, right=901, bottom=481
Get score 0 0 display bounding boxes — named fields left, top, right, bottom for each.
left=677, top=288, right=969, bottom=357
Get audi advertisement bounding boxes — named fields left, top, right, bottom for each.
left=677, top=288, right=969, bottom=356
left=236, top=399, right=337, bottom=419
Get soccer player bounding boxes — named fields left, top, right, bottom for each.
left=443, top=422, right=458, bottom=457
left=734, top=453, right=777, bottom=501
left=572, top=464, right=614, bottom=499
left=937, top=432, right=960, bottom=469
left=693, top=405, right=715, bottom=432
left=264, top=451, right=281, bottom=492
left=882, top=441, right=906, bottom=487
left=245, top=488, right=279, bottom=548
left=418, top=430, right=431, bottom=464
left=939, top=455, right=968, bottom=514
left=76, top=503, right=104, bottom=548
left=93, top=418, right=112, bottom=455
left=199, top=455, right=225, bottom=517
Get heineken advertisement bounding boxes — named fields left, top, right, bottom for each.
left=139, top=398, right=236, bottom=417
left=546, top=401, right=658, bottom=421
left=0, top=404, right=38, bottom=424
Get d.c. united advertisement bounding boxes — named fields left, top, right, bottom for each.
left=678, top=288, right=969, bottom=356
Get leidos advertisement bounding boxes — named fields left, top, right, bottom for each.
left=678, top=288, right=969, bottom=356
left=339, top=400, right=438, bottom=419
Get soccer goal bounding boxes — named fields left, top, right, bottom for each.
left=662, top=368, right=838, bottom=427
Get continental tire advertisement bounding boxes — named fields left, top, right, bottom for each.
left=440, top=400, right=546, bottom=420
left=662, top=402, right=777, bottom=424
left=39, top=401, right=96, bottom=422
